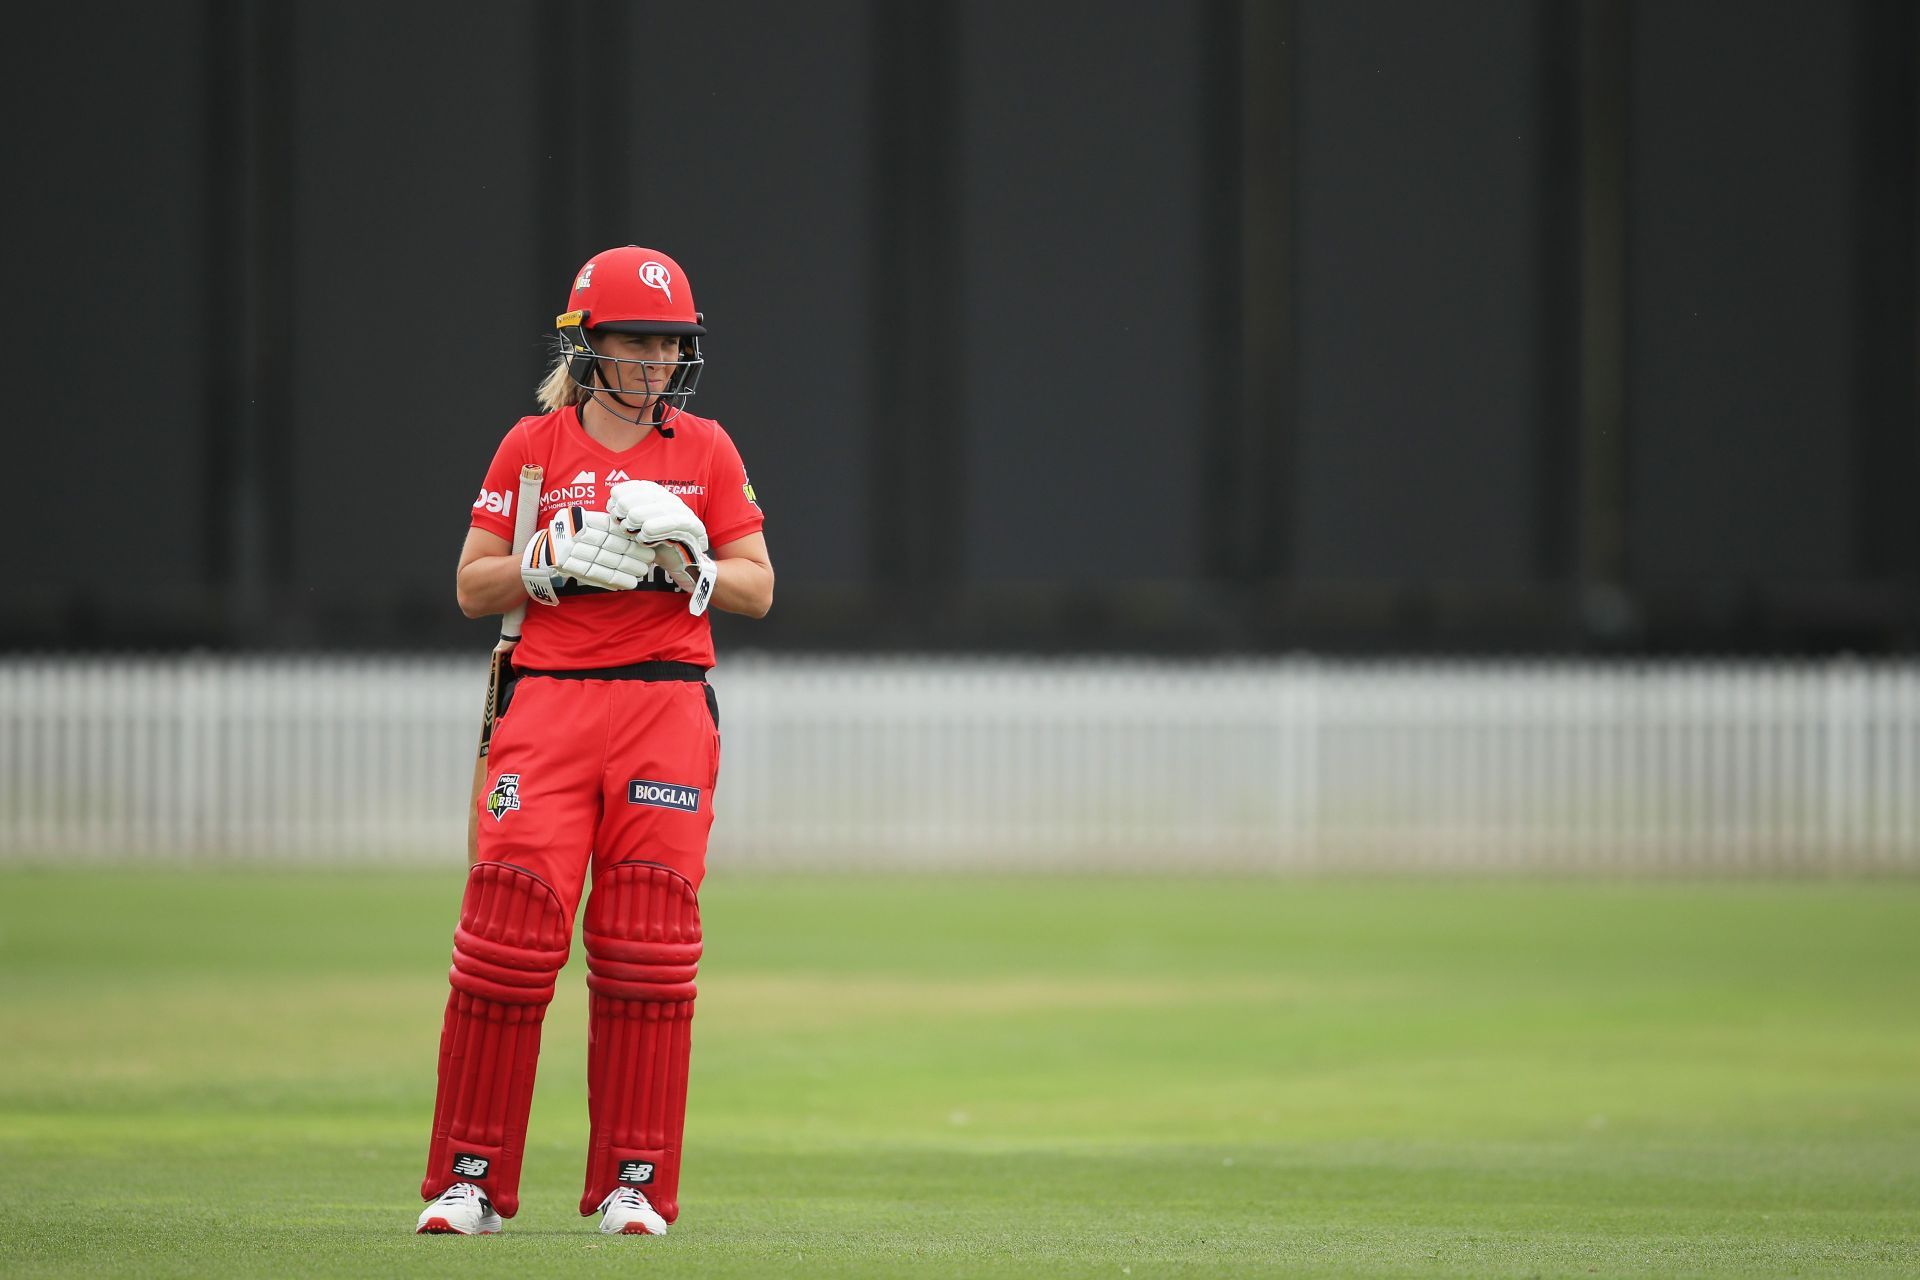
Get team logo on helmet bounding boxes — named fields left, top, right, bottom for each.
left=638, top=261, right=673, bottom=301
left=575, top=264, right=595, bottom=290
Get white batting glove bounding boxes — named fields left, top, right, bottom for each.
left=606, top=479, right=716, bottom=615
left=519, top=508, right=657, bottom=605
left=606, top=480, right=709, bottom=551
left=650, top=537, right=718, bottom=616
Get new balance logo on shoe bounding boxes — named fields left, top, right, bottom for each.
left=618, top=1160, right=656, bottom=1184
left=452, top=1153, right=491, bottom=1178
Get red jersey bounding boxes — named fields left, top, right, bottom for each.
left=469, top=406, right=763, bottom=670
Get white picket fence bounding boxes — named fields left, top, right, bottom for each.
left=0, top=653, right=1916, bottom=872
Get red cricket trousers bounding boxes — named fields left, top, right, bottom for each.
left=422, top=665, right=718, bottom=1223
left=478, top=668, right=720, bottom=914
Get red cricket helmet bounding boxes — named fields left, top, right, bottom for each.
left=562, top=246, right=705, bottom=336
left=556, top=246, right=706, bottom=430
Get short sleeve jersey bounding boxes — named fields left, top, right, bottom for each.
left=468, top=406, right=764, bottom=670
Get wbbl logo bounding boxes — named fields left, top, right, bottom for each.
left=627, top=780, right=701, bottom=813
left=451, top=1153, right=491, bottom=1179
left=487, top=774, right=522, bottom=821
left=618, top=1160, right=656, bottom=1184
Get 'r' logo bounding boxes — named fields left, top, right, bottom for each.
left=639, top=261, right=673, bottom=302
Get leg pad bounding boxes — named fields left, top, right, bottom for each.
left=579, top=861, right=702, bottom=1221
left=421, top=862, right=570, bottom=1219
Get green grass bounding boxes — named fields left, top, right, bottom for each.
left=1, top=869, right=1916, bottom=1277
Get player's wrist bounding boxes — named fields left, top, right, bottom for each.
left=460, top=552, right=538, bottom=619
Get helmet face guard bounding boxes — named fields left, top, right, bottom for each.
left=557, top=246, right=708, bottom=431
left=558, top=309, right=704, bottom=429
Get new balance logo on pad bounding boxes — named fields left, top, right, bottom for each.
left=451, top=1153, right=491, bottom=1178
left=618, top=1160, right=656, bottom=1184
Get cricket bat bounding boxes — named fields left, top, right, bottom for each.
left=468, top=463, right=544, bottom=863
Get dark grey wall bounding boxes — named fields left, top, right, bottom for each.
left=4, top=0, right=1914, bottom=655
left=1292, top=0, right=1549, bottom=585
left=958, top=1, right=1209, bottom=585
left=1628, top=1, right=1858, bottom=583
left=5, top=6, right=213, bottom=632
left=289, top=3, right=546, bottom=628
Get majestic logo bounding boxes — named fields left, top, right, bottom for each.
left=486, top=774, right=522, bottom=821
left=638, top=261, right=673, bottom=301
left=570, top=470, right=596, bottom=486
left=452, top=1153, right=491, bottom=1178
left=607, top=469, right=630, bottom=484
left=473, top=487, right=513, bottom=517
left=617, top=1160, right=656, bottom=1184
left=627, top=780, right=701, bottom=813
left=575, top=264, right=595, bottom=291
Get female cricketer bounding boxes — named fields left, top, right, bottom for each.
left=415, top=245, right=772, bottom=1237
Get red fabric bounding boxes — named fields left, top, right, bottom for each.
left=473, top=675, right=720, bottom=923
left=469, top=406, right=763, bottom=670
left=421, top=862, right=571, bottom=1219
left=443, top=676, right=717, bottom=1221
left=579, top=862, right=702, bottom=1221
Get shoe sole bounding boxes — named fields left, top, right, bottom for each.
left=416, top=1218, right=499, bottom=1235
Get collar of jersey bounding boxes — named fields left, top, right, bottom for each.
left=568, top=403, right=670, bottom=465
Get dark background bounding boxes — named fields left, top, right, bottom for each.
left=4, top=0, right=1914, bottom=656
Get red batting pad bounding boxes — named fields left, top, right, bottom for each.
left=421, top=862, right=570, bottom=1219
left=578, top=861, right=702, bottom=1221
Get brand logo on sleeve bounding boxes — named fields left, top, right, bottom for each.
left=473, top=487, right=513, bottom=517
left=627, top=780, right=701, bottom=813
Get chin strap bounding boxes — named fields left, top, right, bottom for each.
left=589, top=367, right=676, bottom=438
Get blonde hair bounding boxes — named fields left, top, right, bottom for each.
left=536, top=338, right=587, bottom=412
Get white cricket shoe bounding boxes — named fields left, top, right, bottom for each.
left=596, top=1186, right=668, bottom=1235
left=416, top=1182, right=502, bottom=1235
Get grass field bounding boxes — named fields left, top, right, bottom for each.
left=1, top=869, right=1916, bottom=1277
